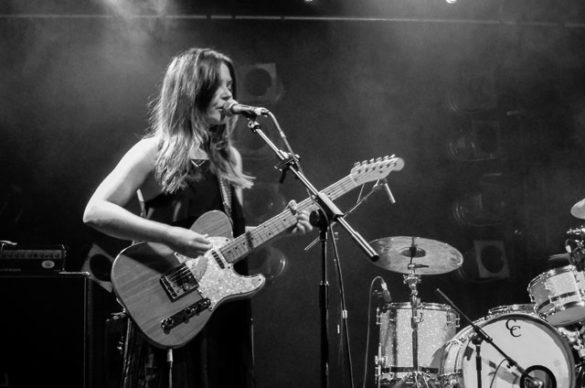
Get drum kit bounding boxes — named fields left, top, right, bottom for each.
left=366, top=197, right=585, bottom=388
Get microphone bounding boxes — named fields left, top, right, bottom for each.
left=376, top=179, right=396, bottom=204
left=523, top=375, right=544, bottom=388
left=222, top=100, right=269, bottom=119
left=380, top=279, right=392, bottom=304
left=382, top=180, right=396, bottom=204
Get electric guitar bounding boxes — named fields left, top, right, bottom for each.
left=111, top=156, right=404, bottom=348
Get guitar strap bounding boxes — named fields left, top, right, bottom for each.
left=218, top=177, right=234, bottom=226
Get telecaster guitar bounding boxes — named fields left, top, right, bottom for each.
left=111, top=156, right=404, bottom=348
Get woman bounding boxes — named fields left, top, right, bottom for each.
left=83, top=48, right=311, bottom=387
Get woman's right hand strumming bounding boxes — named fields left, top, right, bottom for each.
left=164, top=226, right=213, bottom=258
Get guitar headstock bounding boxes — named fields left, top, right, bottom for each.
left=350, top=155, right=404, bottom=186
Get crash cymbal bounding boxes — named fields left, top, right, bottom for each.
left=571, top=198, right=585, bottom=219
left=370, top=236, right=463, bottom=275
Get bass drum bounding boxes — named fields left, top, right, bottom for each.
left=439, top=313, right=575, bottom=387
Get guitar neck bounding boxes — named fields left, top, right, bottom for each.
left=219, top=174, right=358, bottom=264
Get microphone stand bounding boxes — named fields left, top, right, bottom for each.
left=244, top=115, right=379, bottom=388
left=244, top=116, right=379, bottom=262
left=435, top=289, right=544, bottom=388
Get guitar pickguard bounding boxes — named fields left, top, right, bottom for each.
left=190, top=236, right=265, bottom=309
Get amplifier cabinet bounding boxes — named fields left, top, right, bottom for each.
left=0, top=272, right=113, bottom=388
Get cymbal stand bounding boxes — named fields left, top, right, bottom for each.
left=401, top=240, right=432, bottom=387
left=566, top=227, right=585, bottom=271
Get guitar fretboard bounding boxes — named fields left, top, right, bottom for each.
left=219, top=174, right=357, bottom=264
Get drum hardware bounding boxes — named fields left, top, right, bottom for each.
left=371, top=237, right=463, bottom=387
left=557, top=326, right=585, bottom=360
left=436, top=288, right=554, bottom=388
left=374, top=330, right=386, bottom=388
left=566, top=227, right=585, bottom=271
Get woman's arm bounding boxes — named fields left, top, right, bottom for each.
left=83, top=138, right=212, bottom=256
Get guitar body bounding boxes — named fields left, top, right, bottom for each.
left=111, top=210, right=266, bottom=348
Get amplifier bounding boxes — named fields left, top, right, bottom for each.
left=0, top=272, right=115, bottom=388
left=0, top=244, right=67, bottom=273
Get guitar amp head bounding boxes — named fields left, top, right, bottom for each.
left=0, top=243, right=67, bottom=273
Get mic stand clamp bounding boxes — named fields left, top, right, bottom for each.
left=276, top=152, right=300, bottom=184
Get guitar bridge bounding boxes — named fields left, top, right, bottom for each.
left=161, top=298, right=211, bottom=333
left=160, top=264, right=199, bottom=302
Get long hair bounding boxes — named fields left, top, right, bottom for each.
left=149, top=48, right=253, bottom=193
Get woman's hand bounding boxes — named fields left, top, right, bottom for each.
left=164, top=226, right=213, bottom=258
left=286, top=200, right=313, bottom=235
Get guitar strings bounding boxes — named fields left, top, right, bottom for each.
left=165, top=176, right=355, bottom=284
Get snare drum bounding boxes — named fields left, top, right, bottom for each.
left=378, top=302, right=458, bottom=384
left=439, top=313, right=575, bottom=387
left=527, top=265, right=585, bottom=326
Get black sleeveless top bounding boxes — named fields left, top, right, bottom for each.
left=123, top=161, right=253, bottom=388
left=144, top=160, right=245, bottom=237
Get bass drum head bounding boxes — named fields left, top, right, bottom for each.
left=440, top=313, right=575, bottom=387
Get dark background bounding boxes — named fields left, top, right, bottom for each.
left=2, top=0, right=585, bottom=387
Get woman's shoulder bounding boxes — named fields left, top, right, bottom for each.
left=134, top=136, right=159, bottom=154
left=121, top=136, right=159, bottom=165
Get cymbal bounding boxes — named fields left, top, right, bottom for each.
left=548, top=252, right=571, bottom=266
left=370, top=236, right=463, bottom=275
left=571, top=198, right=585, bottom=219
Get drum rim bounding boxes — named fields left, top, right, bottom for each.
left=384, top=302, right=455, bottom=311
left=527, top=264, right=578, bottom=289
left=537, top=299, right=585, bottom=324
left=487, top=303, right=535, bottom=315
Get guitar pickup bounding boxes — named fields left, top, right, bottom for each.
left=161, top=298, right=211, bottom=333
left=160, top=264, right=199, bottom=302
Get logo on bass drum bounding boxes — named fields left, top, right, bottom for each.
left=505, top=318, right=522, bottom=337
